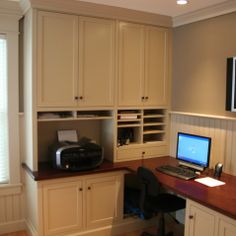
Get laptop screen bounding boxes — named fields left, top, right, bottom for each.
left=176, top=132, right=211, bottom=171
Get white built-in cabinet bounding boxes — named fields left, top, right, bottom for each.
left=185, top=200, right=236, bottom=236
left=118, top=22, right=169, bottom=107
left=37, top=11, right=78, bottom=108
left=37, top=11, right=115, bottom=108
left=78, top=17, right=115, bottom=107
left=43, top=181, right=83, bottom=235
left=115, top=109, right=168, bottom=162
left=42, top=172, right=123, bottom=236
left=23, top=8, right=170, bottom=173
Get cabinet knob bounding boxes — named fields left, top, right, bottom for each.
left=142, top=96, right=145, bottom=100
left=88, top=186, right=91, bottom=190
left=189, top=215, right=194, bottom=219
left=145, top=96, right=149, bottom=100
left=74, top=96, right=79, bottom=100
left=79, top=96, right=83, bottom=100
left=79, top=188, right=83, bottom=191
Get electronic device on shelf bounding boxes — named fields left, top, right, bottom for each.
left=156, top=132, right=211, bottom=180
left=51, top=137, right=104, bottom=171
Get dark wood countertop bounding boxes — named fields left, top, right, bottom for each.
left=22, top=156, right=236, bottom=220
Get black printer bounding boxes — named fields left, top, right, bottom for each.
left=52, top=138, right=104, bottom=171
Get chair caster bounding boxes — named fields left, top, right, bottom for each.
left=140, top=232, right=153, bottom=236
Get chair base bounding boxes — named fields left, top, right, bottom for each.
left=141, top=231, right=174, bottom=236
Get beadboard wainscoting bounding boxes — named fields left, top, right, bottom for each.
left=170, top=111, right=236, bottom=175
left=0, top=115, right=26, bottom=234
left=0, top=185, right=25, bottom=234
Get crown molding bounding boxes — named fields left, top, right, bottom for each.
left=19, top=0, right=172, bottom=27
left=173, top=0, right=236, bottom=27
left=0, top=0, right=22, bottom=19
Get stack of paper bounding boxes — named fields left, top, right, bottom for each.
left=194, top=177, right=225, bottom=187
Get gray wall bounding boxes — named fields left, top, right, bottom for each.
left=172, top=12, right=236, bottom=117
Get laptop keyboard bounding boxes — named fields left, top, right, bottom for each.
left=156, top=165, right=197, bottom=180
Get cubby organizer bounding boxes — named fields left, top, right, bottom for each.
left=117, top=109, right=167, bottom=147
left=143, top=109, right=166, bottom=143
left=117, top=110, right=142, bottom=146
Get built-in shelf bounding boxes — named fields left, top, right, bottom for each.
left=116, top=108, right=167, bottom=147
left=37, top=110, right=113, bottom=122
left=143, top=109, right=166, bottom=142
left=143, top=122, right=165, bottom=126
left=118, top=124, right=142, bottom=128
left=143, top=114, right=165, bottom=118
left=118, top=119, right=142, bottom=122
left=143, top=130, right=165, bottom=135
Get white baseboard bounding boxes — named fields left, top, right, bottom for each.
left=25, top=219, right=38, bottom=236
left=0, top=220, right=25, bottom=235
left=25, top=216, right=157, bottom=236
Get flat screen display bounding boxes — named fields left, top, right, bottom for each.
left=176, top=132, right=211, bottom=169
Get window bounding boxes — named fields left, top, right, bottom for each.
left=0, top=9, right=21, bottom=185
left=0, top=35, right=9, bottom=183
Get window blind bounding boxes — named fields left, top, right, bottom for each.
left=0, top=35, right=9, bottom=184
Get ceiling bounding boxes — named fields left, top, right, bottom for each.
left=77, top=0, right=230, bottom=17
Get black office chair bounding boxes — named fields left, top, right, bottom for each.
left=125, top=166, right=186, bottom=236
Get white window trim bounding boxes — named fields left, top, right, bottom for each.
left=0, top=0, right=22, bottom=185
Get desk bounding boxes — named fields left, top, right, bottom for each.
left=121, top=156, right=236, bottom=221
left=23, top=156, right=236, bottom=220
left=120, top=156, right=236, bottom=236
left=23, top=156, right=236, bottom=236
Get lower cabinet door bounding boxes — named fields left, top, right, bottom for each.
left=85, top=174, right=123, bottom=229
left=218, top=218, right=236, bottom=236
left=43, top=181, right=83, bottom=235
left=185, top=200, right=216, bottom=236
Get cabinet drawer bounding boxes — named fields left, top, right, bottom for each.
left=117, top=147, right=144, bottom=161
left=116, top=145, right=168, bottom=161
left=144, top=145, right=168, bottom=158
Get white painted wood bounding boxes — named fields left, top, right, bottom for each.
left=19, top=0, right=172, bottom=27
left=144, top=26, right=168, bottom=106
left=170, top=111, right=236, bottom=122
left=0, top=185, right=24, bottom=234
left=85, top=174, right=123, bottom=229
left=185, top=199, right=236, bottom=236
left=185, top=202, right=216, bottom=236
left=37, top=11, right=78, bottom=108
left=170, top=112, right=236, bottom=174
left=22, top=9, right=38, bottom=171
left=118, top=22, right=144, bottom=107
left=185, top=200, right=217, bottom=236
left=23, top=169, right=38, bottom=234
left=219, top=217, right=236, bottom=236
left=24, top=171, right=127, bottom=236
left=43, top=181, right=83, bottom=235
left=78, top=16, right=115, bottom=108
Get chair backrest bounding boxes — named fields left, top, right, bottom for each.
left=137, top=166, right=161, bottom=218
left=137, top=166, right=161, bottom=197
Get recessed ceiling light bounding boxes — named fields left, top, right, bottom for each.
left=177, top=0, right=188, bottom=5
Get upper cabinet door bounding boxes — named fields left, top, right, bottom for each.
left=144, top=27, right=169, bottom=107
left=37, top=11, right=78, bottom=108
left=118, top=22, right=145, bottom=107
left=78, top=17, right=115, bottom=107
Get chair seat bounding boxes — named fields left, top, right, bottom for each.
left=148, top=193, right=186, bottom=213
left=124, top=167, right=186, bottom=236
